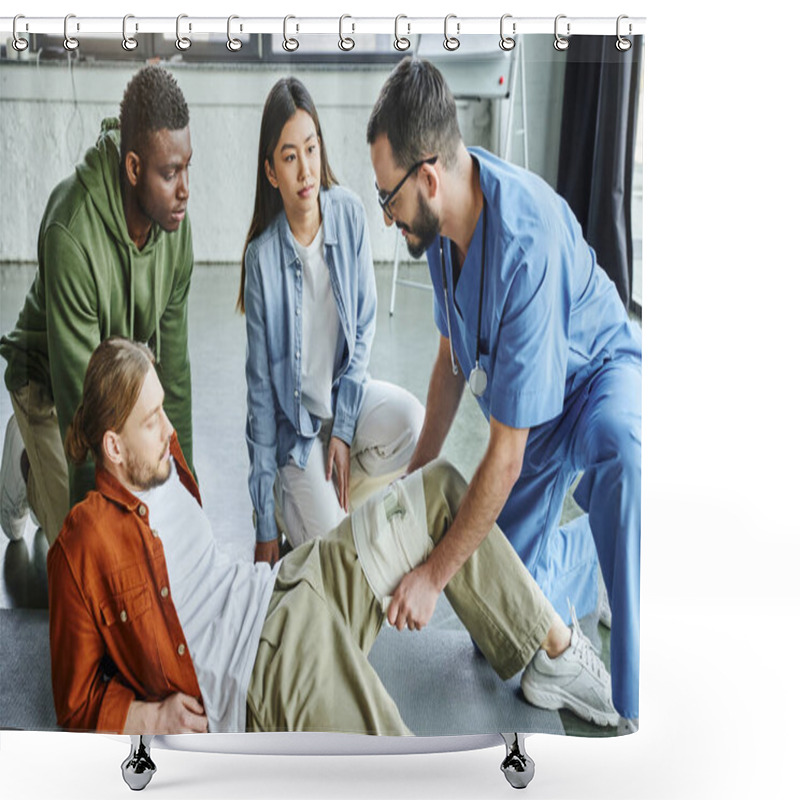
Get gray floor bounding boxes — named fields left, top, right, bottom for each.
left=0, top=259, right=605, bottom=736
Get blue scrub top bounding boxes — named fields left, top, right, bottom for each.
left=426, top=147, right=641, bottom=436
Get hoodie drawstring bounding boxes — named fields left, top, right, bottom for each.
left=127, top=245, right=161, bottom=364
left=128, top=246, right=135, bottom=344
left=153, top=257, right=161, bottom=362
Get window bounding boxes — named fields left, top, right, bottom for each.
left=3, top=32, right=403, bottom=65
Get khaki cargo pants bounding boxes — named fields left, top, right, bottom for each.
left=246, top=459, right=556, bottom=736
left=10, top=382, right=69, bottom=546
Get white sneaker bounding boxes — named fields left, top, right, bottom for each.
left=521, top=608, right=620, bottom=727
left=617, top=717, right=639, bottom=735
left=1, top=416, right=29, bottom=541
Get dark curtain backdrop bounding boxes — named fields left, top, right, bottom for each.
left=557, top=36, right=643, bottom=310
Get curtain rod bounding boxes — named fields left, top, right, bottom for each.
left=2, top=15, right=646, bottom=39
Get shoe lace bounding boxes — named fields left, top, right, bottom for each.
left=569, top=603, right=606, bottom=680
left=566, top=595, right=600, bottom=654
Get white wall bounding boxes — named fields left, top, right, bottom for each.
left=0, top=50, right=564, bottom=264
left=496, top=36, right=566, bottom=186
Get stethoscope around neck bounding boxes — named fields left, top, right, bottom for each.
left=440, top=205, right=488, bottom=398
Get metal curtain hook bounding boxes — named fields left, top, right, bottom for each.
left=283, top=15, right=299, bottom=52
left=616, top=15, right=632, bottom=51
left=444, top=14, right=460, bottom=51
left=339, top=14, right=355, bottom=51
left=64, top=13, right=79, bottom=51
left=554, top=14, right=570, bottom=51
left=175, top=14, right=192, bottom=51
left=394, top=14, right=411, bottom=51
left=12, top=14, right=29, bottom=52
left=122, top=14, right=138, bottom=51
left=500, top=14, right=516, bottom=51
left=227, top=15, right=242, bottom=51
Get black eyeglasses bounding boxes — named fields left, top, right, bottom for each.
left=375, top=156, right=438, bottom=221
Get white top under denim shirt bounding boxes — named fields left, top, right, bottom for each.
left=243, top=186, right=378, bottom=544
left=294, top=223, right=339, bottom=420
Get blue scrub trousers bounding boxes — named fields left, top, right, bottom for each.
left=496, top=356, right=641, bottom=719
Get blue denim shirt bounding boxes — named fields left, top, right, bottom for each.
left=244, top=186, right=377, bottom=543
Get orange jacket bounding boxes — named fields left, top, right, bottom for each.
left=47, top=433, right=203, bottom=732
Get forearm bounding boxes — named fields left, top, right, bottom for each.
left=423, top=420, right=528, bottom=591
left=123, top=692, right=208, bottom=734
left=423, top=460, right=514, bottom=591
left=244, top=327, right=279, bottom=543
left=123, top=700, right=159, bottom=734
left=244, top=252, right=280, bottom=543
left=333, top=227, right=377, bottom=444
left=246, top=428, right=279, bottom=544
left=334, top=313, right=373, bottom=431
left=43, top=228, right=101, bottom=445
left=407, top=337, right=464, bottom=473
left=385, top=433, right=523, bottom=632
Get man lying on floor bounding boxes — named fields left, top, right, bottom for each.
left=47, top=337, right=619, bottom=735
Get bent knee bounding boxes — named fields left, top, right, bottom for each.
left=403, top=394, right=426, bottom=437
left=421, top=459, right=468, bottom=518
left=589, top=413, right=641, bottom=471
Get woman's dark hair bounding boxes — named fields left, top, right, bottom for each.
left=236, top=77, right=337, bottom=313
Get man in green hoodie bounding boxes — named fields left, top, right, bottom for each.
left=0, top=64, right=195, bottom=548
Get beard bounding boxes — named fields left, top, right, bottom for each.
left=125, top=443, right=172, bottom=491
left=400, top=190, right=441, bottom=259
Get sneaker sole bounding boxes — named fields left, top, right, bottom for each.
left=0, top=519, right=27, bottom=541
left=0, top=489, right=28, bottom=541
left=521, top=678, right=620, bottom=727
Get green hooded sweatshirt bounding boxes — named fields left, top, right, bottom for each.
left=0, top=118, right=194, bottom=506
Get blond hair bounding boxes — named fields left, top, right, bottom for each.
left=64, top=338, right=155, bottom=466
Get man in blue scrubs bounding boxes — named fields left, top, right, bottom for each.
left=368, top=57, right=641, bottom=728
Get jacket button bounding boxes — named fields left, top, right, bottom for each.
left=120, top=610, right=128, bottom=623
left=177, top=643, right=186, bottom=656
left=152, top=528, right=159, bottom=538
left=161, top=587, right=169, bottom=598
left=296, top=351, right=300, bottom=359
left=294, top=390, right=299, bottom=398
left=138, top=504, right=147, bottom=516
